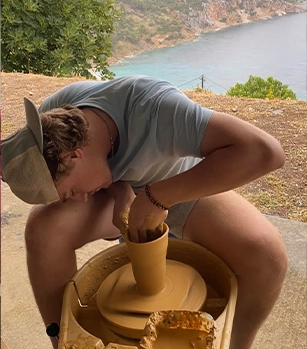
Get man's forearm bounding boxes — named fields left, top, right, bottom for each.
left=149, top=135, right=285, bottom=208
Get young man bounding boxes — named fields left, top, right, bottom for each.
left=2, top=75, right=287, bottom=349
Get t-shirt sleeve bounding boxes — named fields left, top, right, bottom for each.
left=154, top=88, right=213, bottom=158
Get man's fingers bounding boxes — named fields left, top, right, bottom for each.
left=138, top=229, right=148, bottom=243
left=128, top=227, right=140, bottom=243
left=147, top=228, right=163, bottom=242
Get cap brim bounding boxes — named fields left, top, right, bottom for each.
left=24, top=97, right=43, bottom=153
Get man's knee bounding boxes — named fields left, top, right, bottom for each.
left=25, top=204, right=75, bottom=254
left=243, top=225, right=288, bottom=288
left=266, top=229, right=288, bottom=284
left=25, top=205, right=51, bottom=254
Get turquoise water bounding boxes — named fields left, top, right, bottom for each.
left=110, top=12, right=306, bottom=100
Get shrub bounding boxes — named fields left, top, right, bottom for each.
left=2, top=0, right=120, bottom=78
left=226, top=75, right=297, bottom=100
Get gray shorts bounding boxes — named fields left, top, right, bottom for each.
left=165, top=200, right=198, bottom=238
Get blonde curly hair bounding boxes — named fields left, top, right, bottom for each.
left=40, top=105, right=90, bottom=184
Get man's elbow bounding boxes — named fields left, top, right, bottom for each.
left=261, top=136, right=286, bottom=172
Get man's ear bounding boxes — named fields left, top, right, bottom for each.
left=69, top=148, right=84, bottom=159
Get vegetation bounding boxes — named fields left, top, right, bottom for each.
left=1, top=0, right=120, bottom=78
left=110, top=0, right=199, bottom=60
left=226, top=75, right=297, bottom=100
left=109, top=0, right=304, bottom=63
left=1, top=0, right=303, bottom=76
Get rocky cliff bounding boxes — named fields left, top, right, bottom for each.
left=110, top=0, right=306, bottom=63
left=186, top=0, right=305, bottom=32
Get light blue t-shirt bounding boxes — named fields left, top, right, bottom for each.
left=39, top=75, right=213, bottom=192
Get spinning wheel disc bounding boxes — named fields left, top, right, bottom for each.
left=97, top=259, right=207, bottom=338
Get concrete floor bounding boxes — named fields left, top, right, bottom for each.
left=1, top=182, right=306, bottom=348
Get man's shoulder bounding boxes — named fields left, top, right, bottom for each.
left=38, top=75, right=169, bottom=113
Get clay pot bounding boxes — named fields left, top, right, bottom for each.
left=125, top=223, right=169, bottom=296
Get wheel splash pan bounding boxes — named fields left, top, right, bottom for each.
left=58, top=238, right=237, bottom=349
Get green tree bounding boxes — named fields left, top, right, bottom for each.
left=226, top=75, right=297, bottom=100
left=1, top=0, right=121, bottom=78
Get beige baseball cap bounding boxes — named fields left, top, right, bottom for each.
left=1, top=97, right=60, bottom=205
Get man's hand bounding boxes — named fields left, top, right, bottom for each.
left=106, top=182, right=168, bottom=243
left=128, top=190, right=168, bottom=243
left=105, top=181, right=136, bottom=231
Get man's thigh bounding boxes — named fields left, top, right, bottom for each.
left=182, top=191, right=287, bottom=275
left=26, top=190, right=120, bottom=251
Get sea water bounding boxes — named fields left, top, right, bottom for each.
left=110, top=12, right=306, bottom=100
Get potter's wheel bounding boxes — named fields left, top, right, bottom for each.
left=97, top=259, right=207, bottom=338
left=59, top=222, right=238, bottom=349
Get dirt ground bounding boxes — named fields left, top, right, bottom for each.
left=2, top=72, right=307, bottom=222
left=1, top=72, right=307, bottom=349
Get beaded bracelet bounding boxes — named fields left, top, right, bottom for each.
left=145, top=185, right=169, bottom=210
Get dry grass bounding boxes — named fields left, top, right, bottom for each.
left=2, top=72, right=307, bottom=222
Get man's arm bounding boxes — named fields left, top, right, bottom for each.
left=105, top=181, right=136, bottom=230
left=150, top=111, right=285, bottom=206
left=128, top=111, right=285, bottom=239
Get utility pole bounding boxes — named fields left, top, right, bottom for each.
left=200, top=75, right=204, bottom=89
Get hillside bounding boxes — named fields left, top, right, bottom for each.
left=110, top=0, right=306, bottom=63
left=2, top=72, right=306, bottom=222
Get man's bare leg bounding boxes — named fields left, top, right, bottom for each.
left=25, top=191, right=119, bottom=349
left=183, top=191, right=287, bottom=349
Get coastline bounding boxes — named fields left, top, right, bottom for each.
left=108, top=10, right=306, bottom=66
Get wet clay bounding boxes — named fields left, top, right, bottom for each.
left=152, top=328, right=210, bottom=349
left=140, top=311, right=215, bottom=349
left=97, top=260, right=207, bottom=338
left=104, top=345, right=138, bottom=349
left=96, top=214, right=207, bottom=339
left=124, top=224, right=169, bottom=296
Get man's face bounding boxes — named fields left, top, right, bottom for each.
left=55, top=152, right=112, bottom=203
